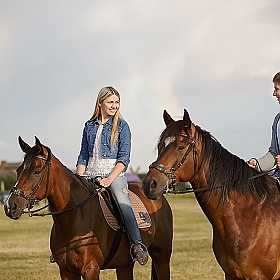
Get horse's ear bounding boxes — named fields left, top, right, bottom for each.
left=18, top=136, right=31, bottom=153
left=183, top=109, right=192, bottom=129
left=35, top=136, right=44, bottom=155
left=163, top=110, right=175, bottom=126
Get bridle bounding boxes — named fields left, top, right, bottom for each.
left=9, top=147, right=51, bottom=211
left=9, top=147, right=103, bottom=217
left=149, top=132, right=197, bottom=193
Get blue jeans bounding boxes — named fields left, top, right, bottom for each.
left=110, top=176, right=142, bottom=245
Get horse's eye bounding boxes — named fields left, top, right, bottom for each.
left=178, top=146, right=185, bottom=151
left=34, top=170, right=40, bottom=175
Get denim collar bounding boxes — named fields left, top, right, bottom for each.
left=91, top=117, right=113, bottom=126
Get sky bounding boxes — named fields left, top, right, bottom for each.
left=1, top=0, right=280, bottom=173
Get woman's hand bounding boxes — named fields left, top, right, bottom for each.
left=98, top=177, right=113, bottom=188
left=76, top=164, right=86, bottom=175
left=96, top=162, right=126, bottom=187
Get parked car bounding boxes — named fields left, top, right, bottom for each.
left=1, top=193, right=9, bottom=204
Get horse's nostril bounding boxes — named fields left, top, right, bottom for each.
left=10, top=202, right=18, bottom=214
left=150, top=179, right=157, bottom=190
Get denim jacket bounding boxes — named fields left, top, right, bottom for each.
left=76, top=117, right=131, bottom=171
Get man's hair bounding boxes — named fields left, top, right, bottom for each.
left=273, top=72, right=280, bottom=84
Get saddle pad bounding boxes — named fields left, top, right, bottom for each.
left=98, top=190, right=152, bottom=231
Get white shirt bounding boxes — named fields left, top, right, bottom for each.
left=86, top=125, right=117, bottom=178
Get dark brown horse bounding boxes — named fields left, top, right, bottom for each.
left=143, top=109, right=280, bottom=280
left=4, top=136, right=173, bottom=280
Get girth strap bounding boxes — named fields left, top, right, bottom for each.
left=100, top=188, right=125, bottom=269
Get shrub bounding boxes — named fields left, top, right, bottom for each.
left=0, top=176, right=16, bottom=191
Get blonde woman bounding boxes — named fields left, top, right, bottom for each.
left=76, top=86, right=148, bottom=265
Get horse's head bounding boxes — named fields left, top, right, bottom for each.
left=4, top=136, right=51, bottom=219
left=143, top=109, right=199, bottom=200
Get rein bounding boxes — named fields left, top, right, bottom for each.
left=248, top=157, right=278, bottom=180
left=27, top=190, right=101, bottom=217
left=164, top=185, right=224, bottom=195
left=166, top=168, right=279, bottom=195
left=25, top=176, right=105, bottom=217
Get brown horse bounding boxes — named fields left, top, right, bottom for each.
left=143, top=109, right=280, bottom=280
left=4, top=136, right=173, bottom=280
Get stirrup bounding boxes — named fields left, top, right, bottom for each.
left=130, top=243, right=149, bottom=265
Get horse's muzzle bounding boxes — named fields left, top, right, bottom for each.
left=4, top=194, right=25, bottom=220
left=142, top=178, right=163, bottom=200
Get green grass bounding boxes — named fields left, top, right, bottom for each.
left=0, top=194, right=224, bottom=279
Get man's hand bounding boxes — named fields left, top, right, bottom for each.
left=247, top=158, right=257, bottom=169
left=276, top=155, right=280, bottom=168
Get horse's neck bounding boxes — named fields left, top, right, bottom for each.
left=192, top=164, right=249, bottom=233
left=191, top=170, right=223, bottom=221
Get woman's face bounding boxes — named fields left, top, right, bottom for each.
left=99, top=94, right=120, bottom=118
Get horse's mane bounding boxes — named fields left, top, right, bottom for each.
left=199, top=126, right=277, bottom=201
left=159, top=121, right=277, bottom=202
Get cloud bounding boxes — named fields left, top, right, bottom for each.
left=1, top=0, right=280, bottom=172
left=0, top=140, right=8, bottom=149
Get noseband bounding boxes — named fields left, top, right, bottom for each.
left=149, top=133, right=197, bottom=193
left=10, top=147, right=51, bottom=210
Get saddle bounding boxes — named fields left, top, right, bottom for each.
left=77, top=175, right=151, bottom=268
left=77, top=175, right=151, bottom=230
left=98, top=188, right=152, bottom=231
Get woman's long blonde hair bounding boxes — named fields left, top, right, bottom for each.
left=90, top=86, right=123, bottom=146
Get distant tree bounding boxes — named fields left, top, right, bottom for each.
left=0, top=176, right=16, bottom=191
left=138, top=173, right=146, bottom=181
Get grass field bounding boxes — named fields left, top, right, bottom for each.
left=0, top=194, right=224, bottom=279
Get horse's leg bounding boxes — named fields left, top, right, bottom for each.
left=151, top=261, right=159, bottom=280
left=60, top=270, right=81, bottom=280
left=148, top=198, right=172, bottom=280
left=60, top=263, right=101, bottom=280
left=225, top=273, right=239, bottom=280
left=116, top=264, right=134, bottom=280
left=148, top=250, right=170, bottom=280
left=81, top=262, right=101, bottom=280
